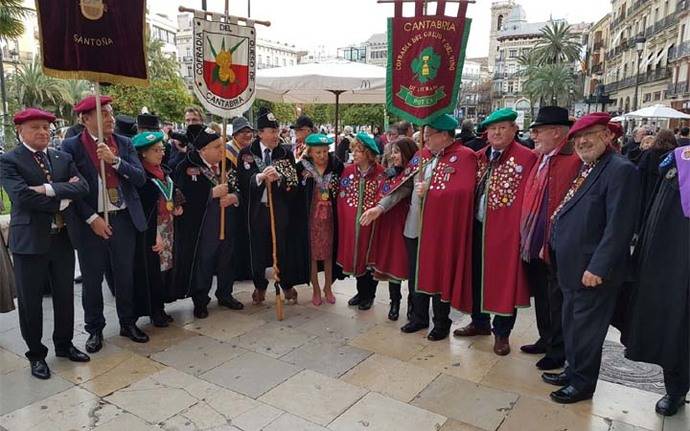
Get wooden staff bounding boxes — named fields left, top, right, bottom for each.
left=266, top=184, right=284, bottom=321
left=94, top=82, right=109, bottom=225
left=220, top=118, right=228, bottom=240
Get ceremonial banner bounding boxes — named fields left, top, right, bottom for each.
left=193, top=15, right=256, bottom=118
left=35, top=0, right=148, bottom=86
left=387, top=0, right=471, bottom=124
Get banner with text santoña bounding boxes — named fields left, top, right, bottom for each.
left=387, top=2, right=471, bottom=125
left=35, top=0, right=148, bottom=86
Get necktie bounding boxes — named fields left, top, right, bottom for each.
left=212, top=164, right=219, bottom=176
left=33, top=151, right=52, bottom=181
left=263, top=148, right=272, bottom=166
left=490, top=149, right=501, bottom=164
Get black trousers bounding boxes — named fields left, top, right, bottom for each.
left=471, top=221, right=516, bottom=337
left=664, top=363, right=690, bottom=397
left=356, top=270, right=378, bottom=300
left=77, top=211, right=137, bottom=334
left=13, top=231, right=74, bottom=360
left=251, top=205, right=292, bottom=292
left=406, top=237, right=451, bottom=330
left=561, top=283, right=620, bottom=391
left=194, top=205, right=235, bottom=306
left=525, top=259, right=565, bottom=360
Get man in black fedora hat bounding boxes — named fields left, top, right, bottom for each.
left=137, top=113, right=161, bottom=132
left=519, top=106, right=580, bottom=371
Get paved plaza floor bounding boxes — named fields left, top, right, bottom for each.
left=0, top=278, right=687, bottom=431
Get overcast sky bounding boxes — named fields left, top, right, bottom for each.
left=148, top=0, right=611, bottom=58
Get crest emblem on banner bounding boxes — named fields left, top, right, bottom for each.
left=193, top=16, right=256, bottom=118
left=80, top=0, right=106, bottom=20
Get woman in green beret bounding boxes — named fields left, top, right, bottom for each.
left=133, top=132, right=184, bottom=327
left=337, top=132, right=385, bottom=310
left=295, top=134, right=344, bottom=305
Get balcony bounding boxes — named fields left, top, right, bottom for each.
left=603, top=68, right=670, bottom=93
left=645, top=14, right=679, bottom=39
left=667, top=81, right=690, bottom=97
left=593, top=41, right=604, bottom=51
left=493, top=72, right=508, bottom=80
left=591, top=63, right=603, bottom=74
left=670, top=41, right=690, bottom=61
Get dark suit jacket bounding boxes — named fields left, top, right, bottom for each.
left=551, top=152, right=640, bottom=290
left=60, top=132, right=147, bottom=247
left=0, top=145, right=89, bottom=255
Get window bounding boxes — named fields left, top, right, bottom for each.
left=654, top=91, right=662, bottom=101
left=186, top=65, right=192, bottom=77
left=509, top=49, right=518, bottom=58
left=283, top=58, right=286, bottom=66
left=497, top=15, right=504, bottom=31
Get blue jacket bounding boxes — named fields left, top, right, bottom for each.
left=0, top=145, right=88, bottom=254
left=551, top=151, right=640, bottom=290
left=60, top=132, right=147, bottom=245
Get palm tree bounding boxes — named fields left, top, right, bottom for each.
left=526, top=63, right=577, bottom=105
left=11, top=57, right=69, bottom=108
left=0, top=0, right=30, bottom=39
left=532, top=21, right=582, bottom=65
left=58, top=79, right=91, bottom=121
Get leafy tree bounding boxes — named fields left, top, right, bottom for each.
left=10, top=58, right=69, bottom=109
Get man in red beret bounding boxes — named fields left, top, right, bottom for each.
left=0, top=108, right=90, bottom=379
left=543, top=112, right=639, bottom=404
left=60, top=95, right=150, bottom=352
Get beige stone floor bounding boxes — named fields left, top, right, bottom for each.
left=0, top=278, right=686, bottom=431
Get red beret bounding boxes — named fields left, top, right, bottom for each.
left=568, top=112, right=621, bottom=140
left=13, top=108, right=56, bottom=125
left=74, top=95, right=113, bottom=114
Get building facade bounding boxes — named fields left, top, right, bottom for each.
left=601, top=0, right=678, bottom=114
left=667, top=0, right=690, bottom=116
left=489, top=2, right=590, bottom=113
left=582, top=14, right=613, bottom=112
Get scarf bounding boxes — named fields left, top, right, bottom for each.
left=519, top=143, right=564, bottom=261
left=81, top=131, right=120, bottom=188
left=143, top=160, right=173, bottom=216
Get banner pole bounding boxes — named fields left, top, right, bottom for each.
left=218, top=0, right=230, bottom=241
left=94, top=82, right=109, bottom=225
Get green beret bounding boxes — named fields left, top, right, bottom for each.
left=132, top=131, right=164, bottom=150
left=355, top=131, right=380, bottom=155
left=426, top=114, right=458, bottom=131
left=481, top=108, right=518, bottom=128
left=305, top=133, right=334, bottom=147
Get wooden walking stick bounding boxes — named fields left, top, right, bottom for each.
left=266, top=183, right=284, bottom=321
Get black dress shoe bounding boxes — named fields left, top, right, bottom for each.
left=550, top=385, right=594, bottom=404
left=151, top=313, right=170, bottom=328
left=536, top=357, right=565, bottom=370
left=655, top=394, right=687, bottom=416
left=119, top=325, right=150, bottom=343
left=348, top=294, right=361, bottom=306
left=427, top=327, right=450, bottom=341
left=520, top=342, right=546, bottom=355
left=56, top=346, right=90, bottom=362
left=542, top=371, right=570, bottom=386
left=85, top=332, right=103, bottom=353
left=218, top=296, right=244, bottom=310
left=388, top=301, right=400, bottom=321
left=163, top=312, right=174, bottom=323
left=358, top=298, right=375, bottom=310
left=401, top=321, right=429, bottom=333
left=194, top=304, right=209, bottom=319
left=30, top=359, right=50, bottom=380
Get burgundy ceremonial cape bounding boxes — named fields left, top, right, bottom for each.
left=367, top=170, right=410, bottom=281
left=336, top=163, right=385, bottom=276
left=387, top=141, right=476, bottom=306
left=472, top=141, right=537, bottom=315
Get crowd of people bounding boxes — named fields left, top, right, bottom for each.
left=0, top=96, right=688, bottom=418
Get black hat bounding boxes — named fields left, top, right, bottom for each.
left=257, top=107, right=279, bottom=130
left=529, top=107, right=574, bottom=129
left=137, top=113, right=160, bottom=131
left=115, top=115, right=137, bottom=138
left=291, top=115, right=314, bottom=130
left=186, top=123, right=205, bottom=145
left=194, top=126, right=221, bottom=150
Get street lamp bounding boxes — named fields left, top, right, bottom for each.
left=633, top=36, right=646, bottom=111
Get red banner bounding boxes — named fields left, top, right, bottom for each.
left=35, top=0, right=148, bottom=86
left=387, top=0, right=471, bottom=124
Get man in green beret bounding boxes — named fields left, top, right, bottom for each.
left=453, top=108, right=537, bottom=356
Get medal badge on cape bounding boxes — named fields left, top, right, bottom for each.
left=193, top=14, right=256, bottom=117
